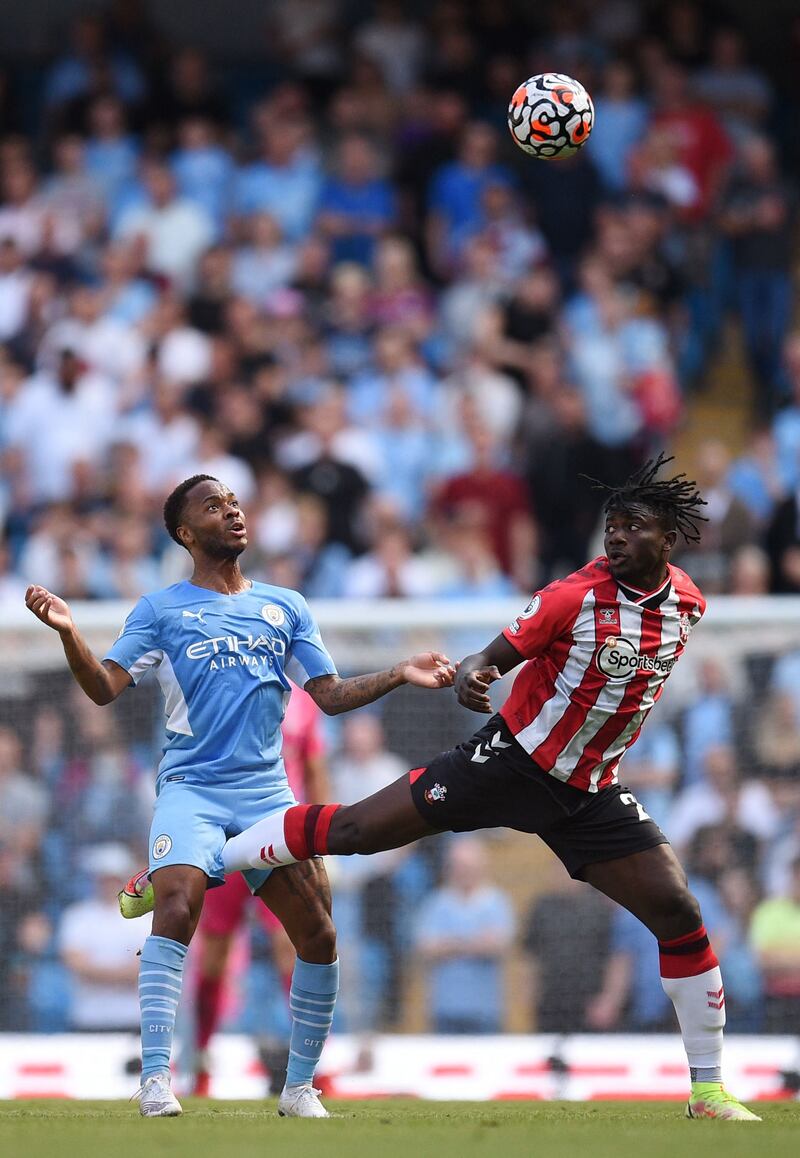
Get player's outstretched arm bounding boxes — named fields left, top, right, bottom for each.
left=305, top=651, right=455, bottom=716
left=25, top=585, right=132, bottom=706
left=455, top=633, right=522, bottom=713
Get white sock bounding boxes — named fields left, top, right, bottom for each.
left=221, top=808, right=296, bottom=873
left=661, top=965, right=725, bottom=1073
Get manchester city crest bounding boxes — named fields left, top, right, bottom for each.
left=152, top=834, right=173, bottom=860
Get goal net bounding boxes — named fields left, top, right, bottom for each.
left=1, top=596, right=798, bottom=1041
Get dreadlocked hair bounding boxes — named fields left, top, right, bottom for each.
left=582, top=453, right=708, bottom=544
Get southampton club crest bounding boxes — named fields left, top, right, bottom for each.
left=424, top=783, right=448, bottom=805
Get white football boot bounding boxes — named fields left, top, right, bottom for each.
left=278, top=1084, right=329, bottom=1117
left=134, top=1072, right=183, bottom=1117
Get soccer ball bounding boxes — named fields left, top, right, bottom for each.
left=507, top=73, right=594, bottom=159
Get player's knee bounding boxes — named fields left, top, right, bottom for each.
left=650, top=886, right=702, bottom=941
left=296, top=914, right=337, bottom=964
left=152, top=890, right=197, bottom=943
left=677, top=889, right=703, bottom=932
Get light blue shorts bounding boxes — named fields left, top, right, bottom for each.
left=147, top=779, right=297, bottom=893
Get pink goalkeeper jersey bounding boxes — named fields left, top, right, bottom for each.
left=281, top=681, right=325, bottom=801
left=500, top=557, right=705, bottom=792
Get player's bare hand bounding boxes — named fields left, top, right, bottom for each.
left=399, top=652, right=456, bottom=690
left=456, top=665, right=501, bottom=713
left=585, top=991, right=622, bottom=1031
left=25, top=585, right=74, bottom=634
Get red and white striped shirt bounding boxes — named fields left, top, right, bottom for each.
left=500, top=557, right=705, bottom=792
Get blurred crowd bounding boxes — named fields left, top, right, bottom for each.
left=0, top=1, right=798, bottom=602
left=1, top=0, right=800, bottom=1041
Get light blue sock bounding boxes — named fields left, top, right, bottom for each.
left=139, top=935, right=188, bottom=1081
left=286, top=957, right=339, bottom=1088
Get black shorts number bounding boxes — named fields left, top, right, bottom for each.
left=618, top=791, right=652, bottom=823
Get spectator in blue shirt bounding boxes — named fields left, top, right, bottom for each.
left=43, top=13, right=146, bottom=112
left=99, top=240, right=158, bottom=327
left=414, top=836, right=515, bottom=1033
left=588, top=59, right=648, bottom=192
left=563, top=262, right=649, bottom=450
left=587, top=905, right=673, bottom=1031
left=426, top=122, right=514, bottom=276
left=233, top=116, right=322, bottom=242
left=727, top=428, right=782, bottom=523
left=370, top=390, right=435, bottom=521
left=317, top=135, right=397, bottom=267
left=83, top=96, right=140, bottom=223
left=322, top=263, right=376, bottom=380
left=231, top=212, right=298, bottom=306
left=773, top=337, right=800, bottom=488
left=348, top=326, right=439, bottom=425
left=769, top=649, right=800, bottom=729
left=682, top=658, right=734, bottom=787
left=618, top=718, right=681, bottom=820
left=171, top=117, right=235, bottom=238
left=719, top=135, right=796, bottom=403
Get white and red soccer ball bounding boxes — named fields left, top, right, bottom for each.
left=507, top=73, right=594, bottom=159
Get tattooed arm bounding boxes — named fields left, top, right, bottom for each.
left=305, top=652, right=454, bottom=716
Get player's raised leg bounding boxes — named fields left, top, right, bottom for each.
left=135, top=865, right=207, bottom=1118
left=583, top=844, right=760, bottom=1121
left=221, top=774, right=437, bottom=874
left=254, top=859, right=338, bottom=1117
left=126, top=775, right=445, bottom=909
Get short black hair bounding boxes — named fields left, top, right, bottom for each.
left=584, top=453, right=708, bottom=544
left=163, top=474, right=219, bottom=548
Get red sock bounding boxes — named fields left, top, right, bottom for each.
left=284, top=803, right=342, bottom=859
left=658, top=924, right=719, bottom=979
left=196, top=975, right=224, bottom=1052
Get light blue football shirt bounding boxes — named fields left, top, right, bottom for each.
left=104, top=580, right=337, bottom=792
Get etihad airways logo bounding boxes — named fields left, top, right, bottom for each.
left=185, top=633, right=286, bottom=671
left=595, top=636, right=676, bottom=682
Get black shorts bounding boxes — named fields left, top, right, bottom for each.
left=410, top=715, right=668, bottom=879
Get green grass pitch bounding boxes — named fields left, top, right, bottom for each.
left=1, top=1099, right=798, bottom=1158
